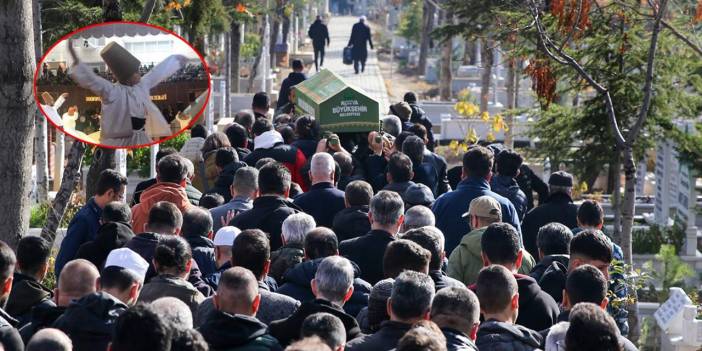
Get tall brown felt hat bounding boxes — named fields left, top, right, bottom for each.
left=100, top=42, right=141, bottom=83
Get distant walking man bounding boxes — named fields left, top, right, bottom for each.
left=348, top=16, right=373, bottom=74
left=308, top=16, right=330, bottom=72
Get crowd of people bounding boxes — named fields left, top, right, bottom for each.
left=38, top=62, right=206, bottom=86
left=0, top=90, right=637, bottom=351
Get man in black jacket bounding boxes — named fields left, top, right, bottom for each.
left=294, top=152, right=346, bottom=228
left=308, top=16, right=330, bottom=72
left=229, top=162, right=302, bottom=251
left=347, top=16, right=373, bottom=74
left=339, top=190, right=404, bottom=284
left=270, top=256, right=362, bottom=347
left=521, top=171, right=579, bottom=257
left=346, top=271, right=435, bottom=350
left=0, top=241, right=26, bottom=351
left=474, top=265, right=542, bottom=351
left=75, top=202, right=135, bottom=269
left=20, top=259, right=99, bottom=343
left=479, top=223, right=559, bottom=332
left=278, top=228, right=371, bottom=318
left=529, top=222, right=572, bottom=303
left=276, top=59, right=307, bottom=110
left=333, top=180, right=372, bottom=242
left=6, top=236, right=54, bottom=327
left=430, top=287, right=480, bottom=351
left=198, top=267, right=282, bottom=350
left=404, top=92, right=435, bottom=151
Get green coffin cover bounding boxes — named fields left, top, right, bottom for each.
left=293, top=69, right=380, bottom=133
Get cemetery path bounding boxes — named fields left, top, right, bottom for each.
left=307, top=16, right=390, bottom=112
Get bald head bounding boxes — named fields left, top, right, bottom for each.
left=215, top=267, right=260, bottom=316
left=57, top=259, right=99, bottom=306
left=27, top=328, right=72, bottom=351
left=310, top=152, right=335, bottom=184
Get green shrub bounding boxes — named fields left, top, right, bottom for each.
left=632, top=224, right=685, bottom=255
left=29, top=196, right=85, bottom=229
left=127, top=132, right=190, bottom=177
left=241, top=33, right=261, bottom=59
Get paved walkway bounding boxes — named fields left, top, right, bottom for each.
left=307, top=16, right=390, bottom=112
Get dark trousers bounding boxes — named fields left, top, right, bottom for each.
left=353, top=51, right=368, bottom=74
left=313, top=45, right=325, bottom=71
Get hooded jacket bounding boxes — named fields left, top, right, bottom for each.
left=514, top=274, right=560, bottom=332
left=75, top=221, right=135, bottom=269
left=130, top=182, right=192, bottom=233
left=210, top=160, right=248, bottom=203
left=19, top=305, right=67, bottom=343
left=270, top=299, right=362, bottom=347
left=193, top=149, right=220, bottom=192
left=475, top=320, right=543, bottom=351
left=6, top=272, right=55, bottom=327
left=332, top=205, right=371, bottom=242
left=199, top=311, right=282, bottom=351
left=293, top=182, right=346, bottom=228
left=521, top=192, right=578, bottom=258
left=52, top=292, right=127, bottom=351
left=229, top=196, right=302, bottom=251
left=277, top=258, right=371, bottom=317
left=529, top=255, right=569, bottom=304
left=186, top=235, right=217, bottom=277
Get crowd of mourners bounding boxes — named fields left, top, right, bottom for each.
left=37, top=63, right=206, bottom=85
left=0, top=91, right=637, bottom=351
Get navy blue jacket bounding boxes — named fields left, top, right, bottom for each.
left=229, top=195, right=302, bottom=251
left=276, top=72, right=307, bottom=109
left=491, top=175, right=528, bottom=221
left=55, top=197, right=102, bottom=277
left=432, top=177, right=522, bottom=255
left=413, top=151, right=451, bottom=196
left=185, top=235, right=217, bottom=277
left=293, top=182, right=346, bottom=228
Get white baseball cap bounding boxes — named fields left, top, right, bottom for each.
left=214, top=226, right=242, bottom=246
left=104, top=248, right=149, bottom=281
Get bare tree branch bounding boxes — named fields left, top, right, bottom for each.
left=662, top=20, right=702, bottom=57
left=628, top=0, right=668, bottom=143
left=527, top=0, right=626, bottom=146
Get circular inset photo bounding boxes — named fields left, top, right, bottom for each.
left=34, top=22, right=211, bottom=149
